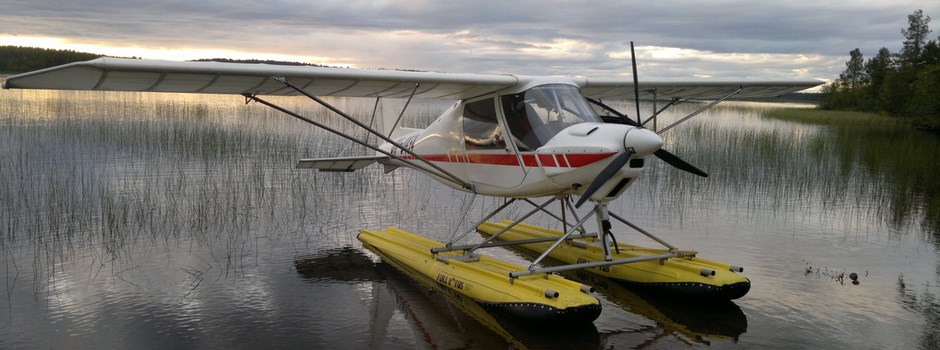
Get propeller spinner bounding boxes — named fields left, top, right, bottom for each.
left=574, top=127, right=663, bottom=208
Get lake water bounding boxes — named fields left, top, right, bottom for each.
left=0, top=89, right=938, bottom=349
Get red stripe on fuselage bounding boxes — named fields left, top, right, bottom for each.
left=538, top=154, right=556, bottom=167
left=468, top=153, right=521, bottom=166
left=563, top=153, right=617, bottom=167
left=400, top=152, right=615, bottom=168
left=522, top=154, right=538, bottom=167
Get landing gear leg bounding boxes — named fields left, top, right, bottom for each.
left=594, top=204, right=613, bottom=261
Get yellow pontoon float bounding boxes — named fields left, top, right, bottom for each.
left=358, top=227, right=602, bottom=324
left=476, top=220, right=750, bottom=300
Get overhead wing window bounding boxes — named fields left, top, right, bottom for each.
left=462, top=98, right=505, bottom=150
left=502, top=84, right=602, bottom=150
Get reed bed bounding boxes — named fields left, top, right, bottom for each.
left=626, top=103, right=940, bottom=239
left=1, top=91, right=937, bottom=293
left=0, top=90, right=454, bottom=288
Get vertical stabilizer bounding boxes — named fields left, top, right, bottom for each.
left=373, top=98, right=421, bottom=139
left=374, top=98, right=410, bottom=138
left=373, top=98, right=397, bottom=138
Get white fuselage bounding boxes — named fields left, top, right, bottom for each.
left=379, top=81, right=664, bottom=203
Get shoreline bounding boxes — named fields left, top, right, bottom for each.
left=762, top=107, right=912, bottom=127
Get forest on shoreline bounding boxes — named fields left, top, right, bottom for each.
left=822, top=9, right=939, bottom=130
left=0, top=46, right=101, bottom=73
left=0, top=46, right=330, bottom=74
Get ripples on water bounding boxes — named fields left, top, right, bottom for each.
left=0, top=90, right=938, bottom=349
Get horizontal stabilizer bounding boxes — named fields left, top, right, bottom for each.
left=296, top=156, right=387, bottom=172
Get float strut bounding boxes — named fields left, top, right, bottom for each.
left=442, top=198, right=516, bottom=248
left=528, top=213, right=596, bottom=268
left=439, top=233, right=597, bottom=252
left=608, top=212, right=677, bottom=250
left=464, top=197, right=557, bottom=255
left=595, top=204, right=613, bottom=261
left=564, top=197, right=588, bottom=234
left=512, top=253, right=685, bottom=278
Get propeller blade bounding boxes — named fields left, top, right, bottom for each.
left=654, top=149, right=709, bottom=177
left=630, top=41, right=641, bottom=126
left=575, top=148, right=635, bottom=208
left=588, top=98, right=640, bottom=127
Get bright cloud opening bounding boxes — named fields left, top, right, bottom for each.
left=0, top=35, right=346, bottom=66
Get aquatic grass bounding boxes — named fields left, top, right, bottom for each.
left=2, top=88, right=938, bottom=305
left=614, top=102, right=940, bottom=239
left=0, top=90, right=446, bottom=286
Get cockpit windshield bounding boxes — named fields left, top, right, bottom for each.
left=501, top=84, right=602, bottom=151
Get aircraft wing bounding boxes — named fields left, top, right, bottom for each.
left=1, top=57, right=518, bottom=100
left=296, top=155, right=388, bottom=172
left=581, top=78, right=822, bottom=100
left=2, top=57, right=820, bottom=100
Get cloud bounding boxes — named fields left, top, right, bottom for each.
left=604, top=46, right=833, bottom=80
left=0, top=0, right=935, bottom=81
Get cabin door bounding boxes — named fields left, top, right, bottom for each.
left=461, top=97, right=527, bottom=188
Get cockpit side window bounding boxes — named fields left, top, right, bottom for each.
left=501, top=93, right=533, bottom=151
left=501, top=84, right=601, bottom=150
left=462, top=98, right=505, bottom=150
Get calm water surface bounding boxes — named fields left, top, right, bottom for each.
left=0, top=89, right=938, bottom=349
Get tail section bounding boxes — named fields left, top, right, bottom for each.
left=374, top=98, right=421, bottom=139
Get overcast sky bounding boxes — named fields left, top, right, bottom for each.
left=1, top=1, right=936, bottom=82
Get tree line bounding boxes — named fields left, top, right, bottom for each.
left=0, top=46, right=103, bottom=73
left=0, top=47, right=335, bottom=74
left=822, top=10, right=939, bottom=130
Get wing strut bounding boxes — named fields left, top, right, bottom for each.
left=388, top=83, right=420, bottom=137
left=242, top=93, right=471, bottom=190
left=656, top=87, right=744, bottom=134
left=642, top=98, right=686, bottom=130
left=270, top=77, right=473, bottom=191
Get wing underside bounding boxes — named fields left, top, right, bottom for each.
left=2, top=57, right=519, bottom=100
left=581, top=79, right=821, bottom=100
left=2, top=57, right=821, bottom=101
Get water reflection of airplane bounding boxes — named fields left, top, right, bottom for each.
left=294, top=247, right=600, bottom=349
left=571, top=270, right=747, bottom=346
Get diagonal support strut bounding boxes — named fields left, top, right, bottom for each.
left=272, top=76, right=473, bottom=191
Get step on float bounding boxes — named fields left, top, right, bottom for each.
left=477, top=220, right=750, bottom=300
left=358, top=227, right=602, bottom=324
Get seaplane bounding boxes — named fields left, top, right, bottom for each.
left=3, top=44, right=821, bottom=324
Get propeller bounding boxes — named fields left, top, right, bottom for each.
left=589, top=99, right=709, bottom=178
left=575, top=41, right=708, bottom=208
left=590, top=42, right=709, bottom=177
left=575, top=148, right=635, bottom=208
